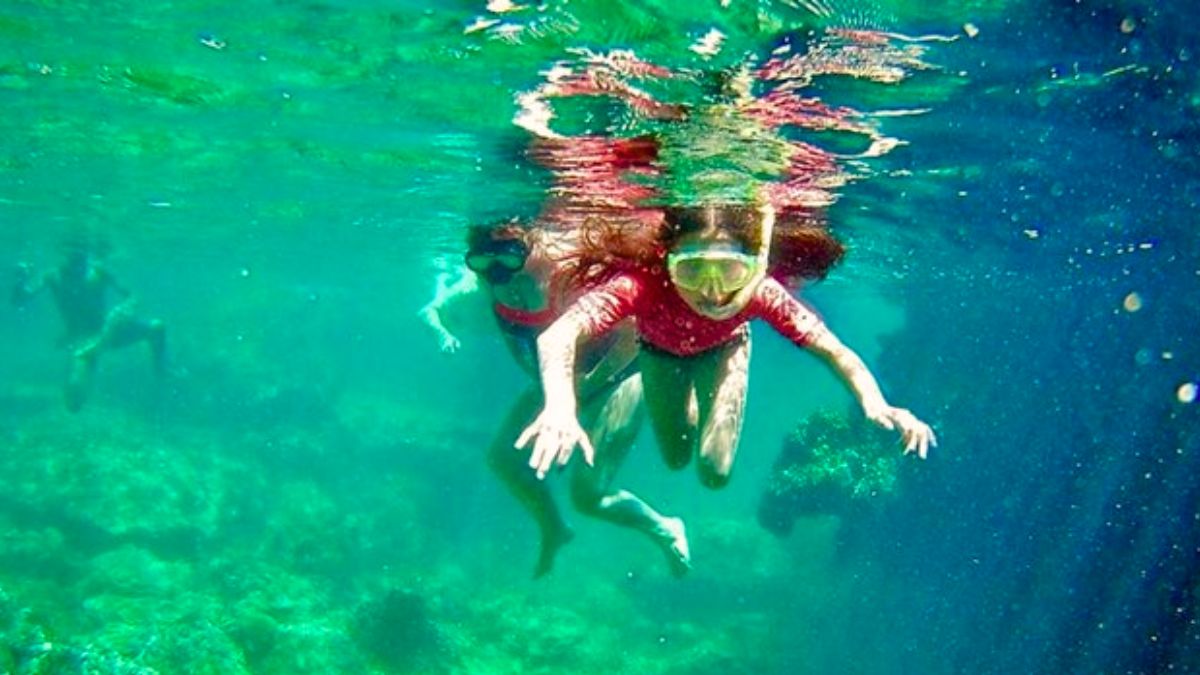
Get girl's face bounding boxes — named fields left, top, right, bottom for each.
left=667, top=231, right=763, bottom=320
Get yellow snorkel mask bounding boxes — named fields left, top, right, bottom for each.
left=667, top=204, right=774, bottom=320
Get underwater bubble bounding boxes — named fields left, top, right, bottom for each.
left=1120, top=17, right=1137, bottom=34
left=1178, top=382, right=1197, bottom=404
left=1123, top=292, right=1143, bottom=312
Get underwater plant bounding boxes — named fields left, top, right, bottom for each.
left=351, top=588, right=449, bottom=672
left=758, top=407, right=904, bottom=536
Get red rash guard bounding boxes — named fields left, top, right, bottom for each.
left=570, top=268, right=820, bottom=357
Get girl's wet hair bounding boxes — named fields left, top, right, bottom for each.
left=770, top=210, right=845, bottom=282
left=465, top=219, right=526, bottom=255
left=663, top=204, right=767, bottom=250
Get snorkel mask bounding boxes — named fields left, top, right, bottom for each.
left=667, top=204, right=774, bottom=320
left=465, top=235, right=529, bottom=284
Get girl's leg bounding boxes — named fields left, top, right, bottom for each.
left=692, top=333, right=752, bottom=489
left=486, top=385, right=573, bottom=578
left=637, top=345, right=700, bottom=470
left=572, top=374, right=690, bottom=576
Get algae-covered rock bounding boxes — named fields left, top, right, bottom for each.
left=120, top=68, right=229, bottom=106
left=0, top=412, right=241, bottom=544
left=758, top=408, right=905, bottom=537
left=352, top=588, right=449, bottom=671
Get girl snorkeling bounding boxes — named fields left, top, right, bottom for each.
left=420, top=220, right=690, bottom=577
left=517, top=203, right=936, bottom=488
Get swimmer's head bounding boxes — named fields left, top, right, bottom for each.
left=664, top=203, right=772, bottom=319
left=465, top=221, right=529, bottom=285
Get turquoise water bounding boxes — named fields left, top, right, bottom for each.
left=2, top=0, right=1198, bottom=673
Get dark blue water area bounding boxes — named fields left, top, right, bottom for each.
left=819, top=3, right=1200, bottom=672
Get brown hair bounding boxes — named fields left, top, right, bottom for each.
left=551, top=210, right=666, bottom=294
left=465, top=219, right=528, bottom=254
left=770, top=209, right=845, bottom=283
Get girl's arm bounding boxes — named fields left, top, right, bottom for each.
left=803, top=323, right=889, bottom=415
left=804, top=323, right=937, bottom=458
left=754, top=278, right=936, bottom=458
left=417, top=267, right=478, bottom=353
left=515, top=305, right=593, bottom=478
left=516, top=274, right=641, bottom=477
left=575, top=320, right=639, bottom=402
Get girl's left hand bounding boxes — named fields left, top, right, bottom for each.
left=865, top=404, right=937, bottom=459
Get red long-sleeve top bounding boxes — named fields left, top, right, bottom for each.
left=569, top=268, right=820, bottom=357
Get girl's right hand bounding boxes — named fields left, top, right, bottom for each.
left=438, top=333, right=461, bottom=353
left=515, top=407, right=595, bottom=479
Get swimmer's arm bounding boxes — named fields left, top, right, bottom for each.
left=804, top=323, right=937, bottom=459
left=515, top=304, right=590, bottom=478
left=517, top=277, right=638, bottom=477
left=803, top=322, right=890, bottom=414
left=536, top=307, right=588, bottom=415
left=104, top=270, right=135, bottom=308
left=94, top=269, right=137, bottom=327
left=755, top=279, right=935, bottom=457
left=417, top=267, right=478, bottom=353
left=537, top=277, right=639, bottom=416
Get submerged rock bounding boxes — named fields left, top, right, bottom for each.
left=758, top=408, right=904, bottom=537
left=352, top=588, right=448, bottom=671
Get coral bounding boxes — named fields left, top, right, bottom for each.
left=352, top=588, right=449, bottom=671
left=0, top=412, right=241, bottom=544
left=758, top=408, right=904, bottom=536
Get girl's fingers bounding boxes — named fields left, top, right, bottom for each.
left=537, top=440, right=555, bottom=478
left=579, top=434, right=596, bottom=465
left=515, top=424, right=535, bottom=449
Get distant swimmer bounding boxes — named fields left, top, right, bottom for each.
left=12, top=237, right=169, bottom=412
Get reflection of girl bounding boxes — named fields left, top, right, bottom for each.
left=419, top=222, right=689, bottom=577
left=518, top=204, right=935, bottom=488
